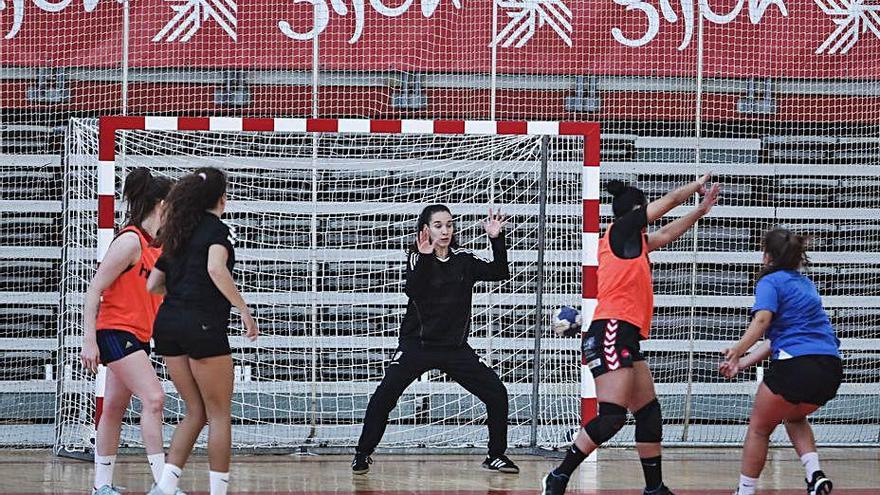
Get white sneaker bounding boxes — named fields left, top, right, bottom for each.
left=147, top=484, right=186, bottom=495
left=93, top=486, right=123, bottom=495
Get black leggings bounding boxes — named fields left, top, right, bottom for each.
left=356, top=344, right=510, bottom=456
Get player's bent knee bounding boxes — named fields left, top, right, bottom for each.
left=634, top=398, right=662, bottom=443
left=583, top=402, right=627, bottom=445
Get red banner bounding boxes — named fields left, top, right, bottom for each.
left=1, top=0, right=877, bottom=78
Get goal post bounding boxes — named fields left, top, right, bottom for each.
left=57, top=116, right=599, bottom=453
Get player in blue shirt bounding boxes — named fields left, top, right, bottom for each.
left=721, top=228, right=842, bottom=495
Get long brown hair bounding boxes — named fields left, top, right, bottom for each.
left=757, top=228, right=810, bottom=281
left=122, top=168, right=172, bottom=230
left=153, top=167, right=227, bottom=257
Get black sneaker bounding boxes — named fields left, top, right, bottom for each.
left=541, top=471, right=569, bottom=495
left=481, top=454, right=519, bottom=474
left=807, top=470, right=833, bottom=495
left=351, top=452, right=372, bottom=475
left=644, top=485, right=675, bottom=495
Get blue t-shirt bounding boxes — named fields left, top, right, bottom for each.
left=752, top=270, right=840, bottom=360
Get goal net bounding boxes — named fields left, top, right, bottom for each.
left=57, top=117, right=591, bottom=453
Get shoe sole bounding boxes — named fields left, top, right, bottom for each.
left=481, top=464, right=519, bottom=474
left=813, top=478, right=833, bottom=495
left=352, top=467, right=370, bottom=475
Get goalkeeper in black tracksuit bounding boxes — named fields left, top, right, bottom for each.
left=352, top=204, right=519, bottom=475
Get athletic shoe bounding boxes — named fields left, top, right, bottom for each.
left=92, top=486, right=122, bottom=495
left=481, top=454, right=519, bottom=474
left=642, top=485, right=676, bottom=495
left=351, top=452, right=372, bottom=475
left=807, top=470, right=833, bottom=495
left=146, top=484, right=186, bottom=495
left=644, top=485, right=676, bottom=495
left=541, top=471, right=569, bottom=495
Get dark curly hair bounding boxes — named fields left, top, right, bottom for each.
left=153, top=167, right=227, bottom=257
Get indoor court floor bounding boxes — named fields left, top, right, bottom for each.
left=4, top=449, right=878, bottom=494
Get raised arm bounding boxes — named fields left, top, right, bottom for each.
left=404, top=227, right=435, bottom=298
left=472, top=208, right=510, bottom=282
left=646, top=182, right=720, bottom=251
left=645, top=173, right=712, bottom=223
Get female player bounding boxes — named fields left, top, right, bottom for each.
left=721, top=228, right=841, bottom=495
left=353, top=205, right=519, bottom=475
left=542, top=175, right=720, bottom=495
left=80, top=168, right=172, bottom=495
left=146, top=167, right=258, bottom=495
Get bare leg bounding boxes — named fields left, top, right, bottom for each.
left=784, top=416, right=818, bottom=458
left=164, top=356, right=207, bottom=469
left=629, top=361, right=660, bottom=459
left=572, top=367, right=635, bottom=454
left=95, top=368, right=131, bottom=457
left=190, top=355, right=234, bottom=473
left=741, top=383, right=818, bottom=478
left=107, top=351, right=165, bottom=455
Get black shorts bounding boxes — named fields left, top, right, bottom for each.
left=582, top=319, right=645, bottom=378
left=96, top=329, right=150, bottom=364
left=153, top=305, right=231, bottom=360
left=763, top=354, right=843, bottom=406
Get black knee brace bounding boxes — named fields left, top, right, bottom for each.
left=583, top=402, right=627, bottom=445
left=634, top=398, right=662, bottom=443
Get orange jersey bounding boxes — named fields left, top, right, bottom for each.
left=592, top=223, right=654, bottom=338
left=95, top=226, right=162, bottom=342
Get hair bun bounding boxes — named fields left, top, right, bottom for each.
left=606, top=179, right=626, bottom=196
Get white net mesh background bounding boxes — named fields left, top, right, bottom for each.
left=58, top=120, right=585, bottom=451
left=0, top=1, right=877, bottom=449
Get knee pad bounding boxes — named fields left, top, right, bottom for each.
left=583, top=402, right=627, bottom=445
left=634, top=398, right=662, bottom=443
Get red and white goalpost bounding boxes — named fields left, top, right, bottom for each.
left=66, top=115, right=599, bottom=452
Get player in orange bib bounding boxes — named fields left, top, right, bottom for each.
left=542, top=175, right=720, bottom=495
left=80, top=168, right=173, bottom=495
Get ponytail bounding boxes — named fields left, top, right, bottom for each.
left=757, top=228, right=810, bottom=281
left=122, top=167, right=172, bottom=230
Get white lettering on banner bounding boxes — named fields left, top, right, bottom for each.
left=279, top=0, right=462, bottom=44
left=152, top=0, right=237, bottom=43
left=1, top=0, right=108, bottom=39
left=612, top=0, right=788, bottom=50
left=492, top=0, right=573, bottom=48
left=815, top=0, right=880, bottom=54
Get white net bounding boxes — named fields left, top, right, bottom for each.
left=57, top=119, right=585, bottom=452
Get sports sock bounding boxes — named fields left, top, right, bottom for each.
left=94, top=454, right=116, bottom=490
left=737, top=474, right=758, bottom=495
left=640, top=455, right=663, bottom=492
left=801, top=452, right=820, bottom=481
left=147, top=453, right=165, bottom=484
left=209, top=471, right=229, bottom=495
left=157, top=464, right=183, bottom=495
left=552, top=444, right=587, bottom=477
